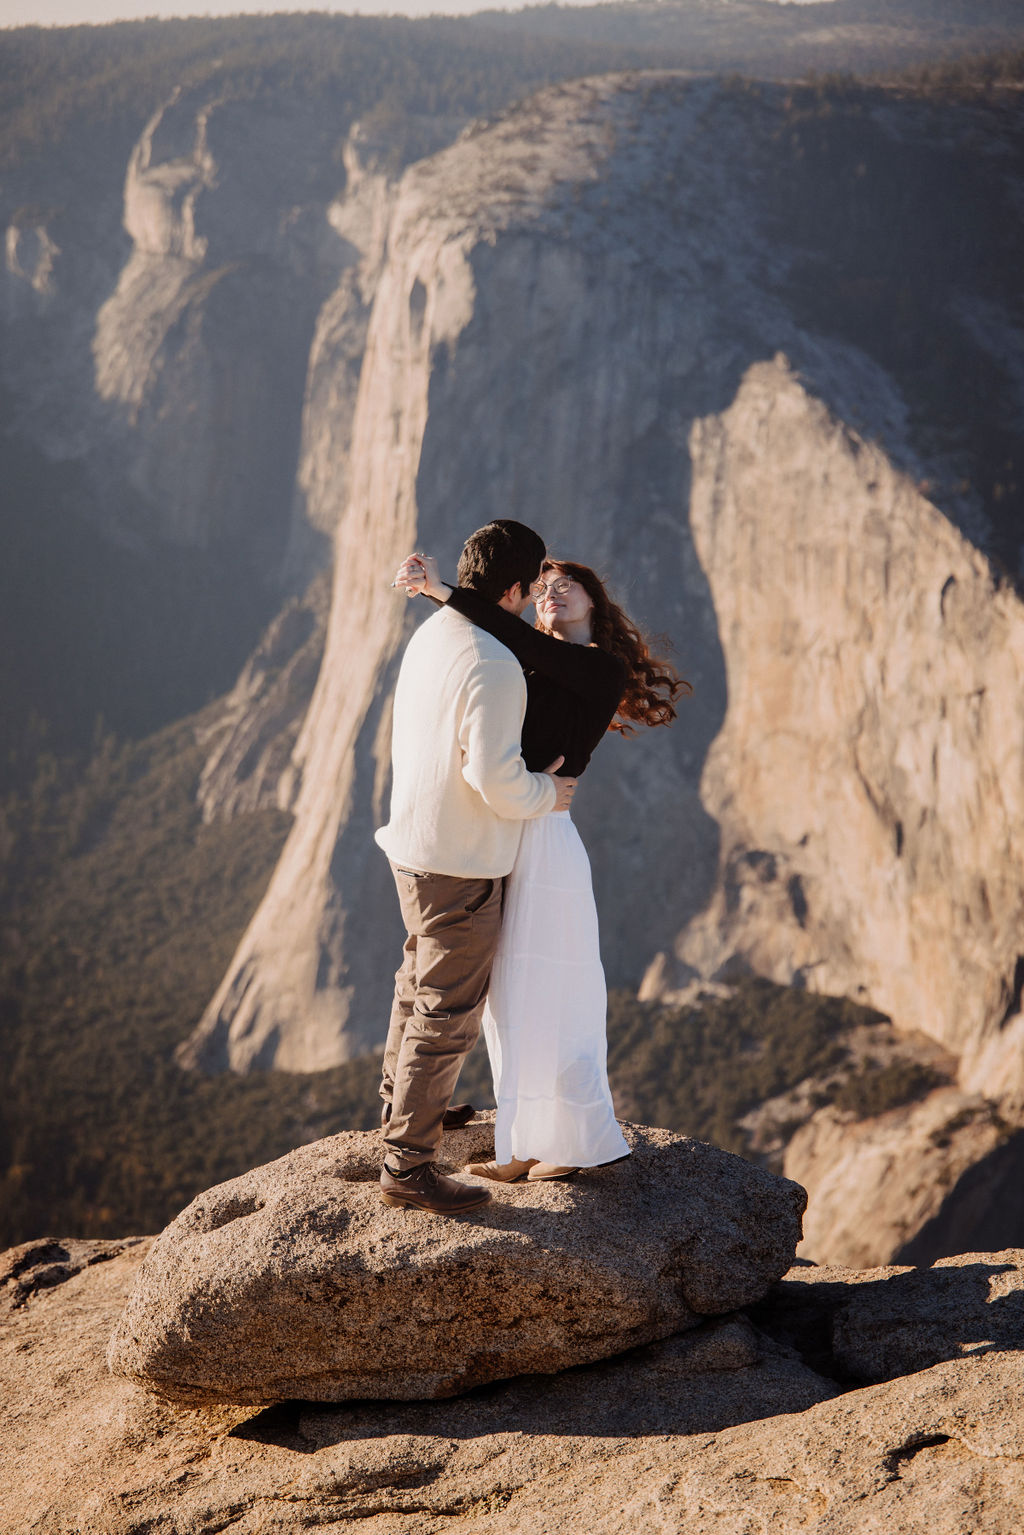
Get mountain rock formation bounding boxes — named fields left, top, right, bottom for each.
left=677, top=362, right=1024, bottom=1065
left=6, top=83, right=392, bottom=581
left=183, top=71, right=1024, bottom=1127
left=90, top=83, right=345, bottom=572
left=3, top=1227, right=1022, bottom=1532
left=0, top=43, right=488, bottom=752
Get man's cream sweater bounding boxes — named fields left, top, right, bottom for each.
left=375, top=605, right=556, bottom=878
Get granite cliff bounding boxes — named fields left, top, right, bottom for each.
left=90, top=83, right=346, bottom=574
left=185, top=72, right=1024, bottom=1101
left=0, top=70, right=385, bottom=752
left=2, top=82, right=400, bottom=582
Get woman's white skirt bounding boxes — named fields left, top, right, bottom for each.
left=482, top=811, right=630, bottom=1168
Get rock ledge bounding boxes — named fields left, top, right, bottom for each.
left=107, top=1119, right=805, bottom=1405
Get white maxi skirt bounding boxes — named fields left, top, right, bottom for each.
left=482, top=810, right=630, bottom=1168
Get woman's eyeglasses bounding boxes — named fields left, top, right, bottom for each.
left=530, top=575, right=575, bottom=601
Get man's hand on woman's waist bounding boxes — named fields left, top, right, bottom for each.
left=543, top=756, right=577, bottom=811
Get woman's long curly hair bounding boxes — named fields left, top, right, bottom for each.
left=535, top=559, right=691, bottom=734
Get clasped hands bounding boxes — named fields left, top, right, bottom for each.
left=392, top=553, right=444, bottom=601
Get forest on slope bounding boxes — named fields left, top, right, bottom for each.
left=4, top=2, right=1023, bottom=174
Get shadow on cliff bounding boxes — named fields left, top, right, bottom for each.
left=894, top=1129, right=1024, bottom=1267
left=750, top=1254, right=1024, bottom=1385
left=744, top=76, right=1024, bottom=583
left=228, top=1331, right=831, bottom=1451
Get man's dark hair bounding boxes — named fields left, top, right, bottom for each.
left=456, top=520, right=546, bottom=603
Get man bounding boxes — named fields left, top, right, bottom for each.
left=375, top=519, right=576, bottom=1214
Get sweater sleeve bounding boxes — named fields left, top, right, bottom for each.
left=458, top=657, right=557, bottom=820
left=445, top=585, right=626, bottom=708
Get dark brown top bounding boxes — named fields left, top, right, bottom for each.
left=443, top=585, right=627, bottom=778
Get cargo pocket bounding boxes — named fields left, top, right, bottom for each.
left=464, top=878, right=495, bottom=915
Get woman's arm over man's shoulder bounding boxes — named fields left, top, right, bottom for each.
left=445, top=585, right=625, bottom=706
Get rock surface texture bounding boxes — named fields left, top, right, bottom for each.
left=831, top=1248, right=1024, bottom=1383
left=4, top=1234, right=1024, bottom=1532
left=106, top=1120, right=806, bottom=1405
left=678, top=358, right=1024, bottom=1071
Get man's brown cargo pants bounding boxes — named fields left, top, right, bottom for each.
left=381, top=863, right=504, bottom=1171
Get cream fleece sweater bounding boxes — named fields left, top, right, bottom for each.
left=375, top=605, right=557, bottom=878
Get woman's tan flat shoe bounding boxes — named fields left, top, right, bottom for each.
left=466, top=1157, right=537, bottom=1183
left=526, top=1163, right=579, bottom=1181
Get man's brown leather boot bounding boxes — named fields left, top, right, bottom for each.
left=380, top=1160, right=491, bottom=1214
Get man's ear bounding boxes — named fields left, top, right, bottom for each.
left=497, top=584, right=523, bottom=612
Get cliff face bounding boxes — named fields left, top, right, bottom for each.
left=0, top=81, right=396, bottom=755
left=184, top=72, right=1024, bottom=1096
left=678, top=358, right=1024, bottom=1067
left=78, top=86, right=373, bottom=575
left=0, top=74, right=461, bottom=756
left=785, top=1089, right=1024, bottom=1269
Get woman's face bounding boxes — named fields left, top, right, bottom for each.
left=532, top=569, right=594, bottom=630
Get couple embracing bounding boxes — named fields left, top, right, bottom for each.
left=375, top=520, right=685, bottom=1214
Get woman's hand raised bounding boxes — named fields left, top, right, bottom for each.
left=391, top=554, right=448, bottom=602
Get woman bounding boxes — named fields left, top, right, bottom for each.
left=394, top=551, right=686, bottom=1182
